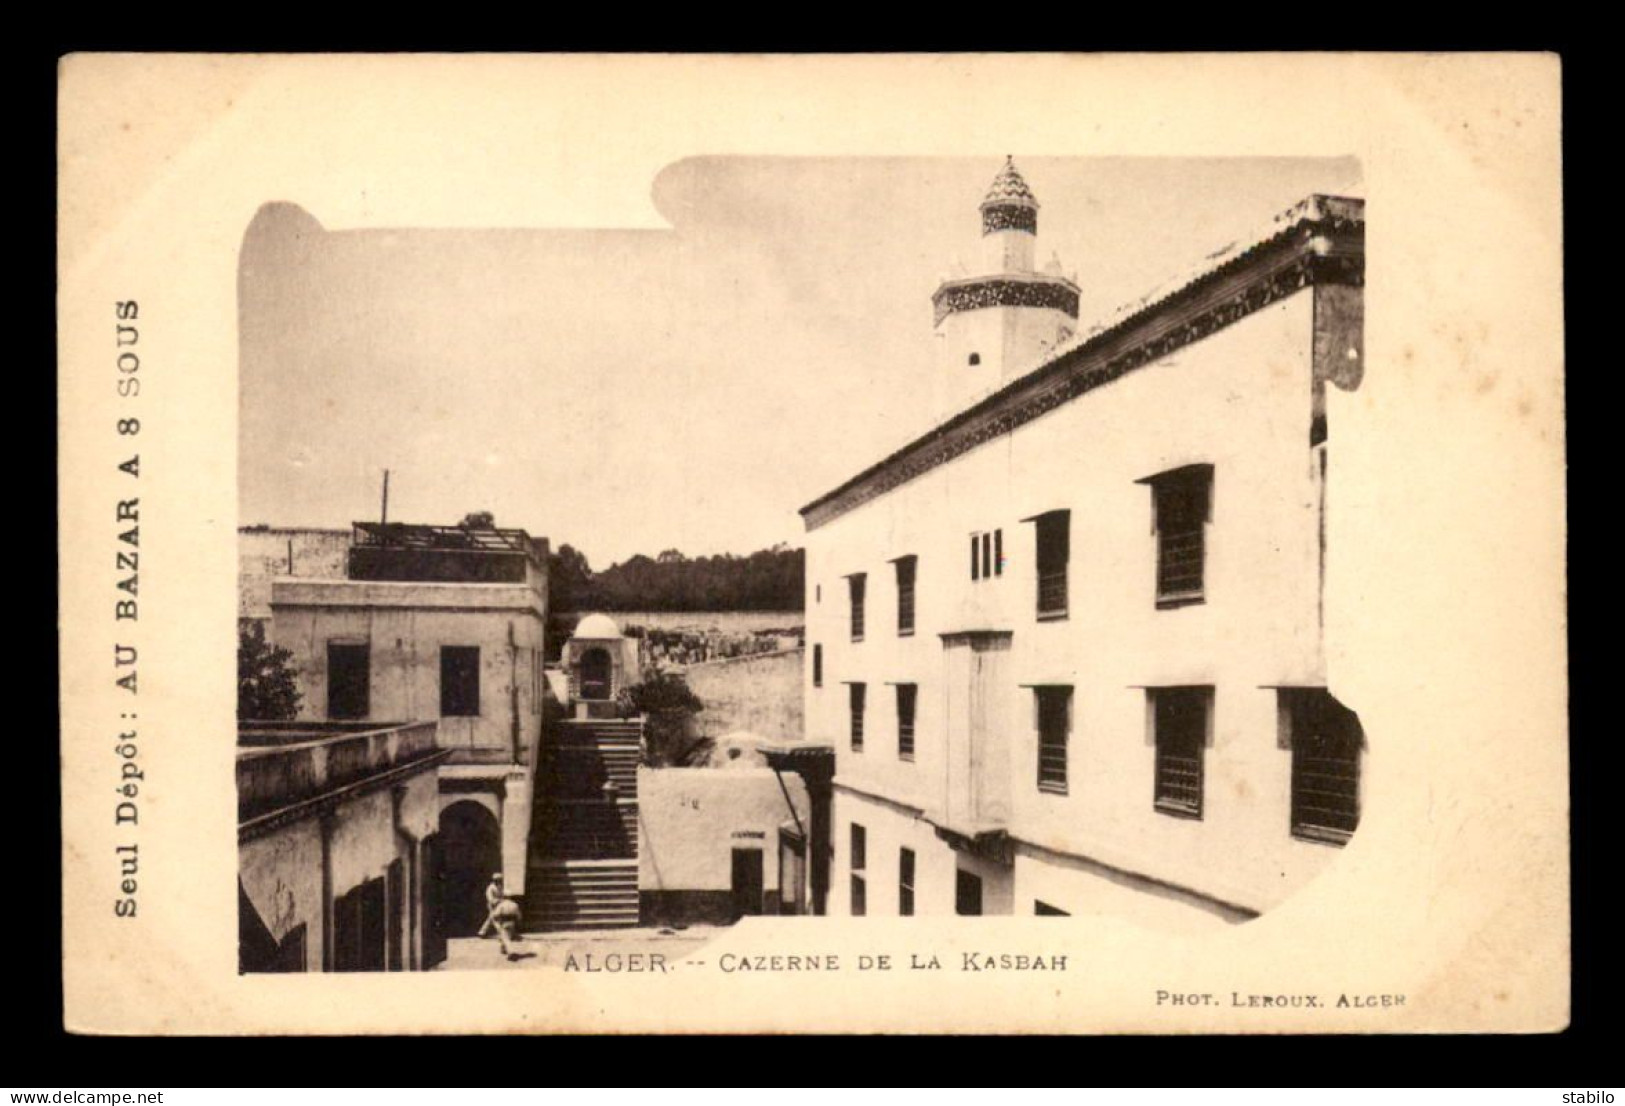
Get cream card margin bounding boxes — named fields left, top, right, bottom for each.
left=57, top=52, right=1567, bottom=1035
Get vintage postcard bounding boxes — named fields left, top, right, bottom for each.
left=57, top=53, right=1567, bottom=1034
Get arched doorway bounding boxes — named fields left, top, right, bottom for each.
left=579, top=647, right=613, bottom=701
left=438, top=800, right=503, bottom=938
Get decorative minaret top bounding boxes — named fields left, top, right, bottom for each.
left=930, top=158, right=1081, bottom=411
left=980, top=156, right=1039, bottom=235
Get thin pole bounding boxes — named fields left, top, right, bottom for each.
left=381, top=469, right=391, bottom=525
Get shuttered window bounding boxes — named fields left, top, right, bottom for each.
left=896, top=683, right=917, bottom=761
left=1151, top=686, right=1210, bottom=819
left=1283, top=688, right=1362, bottom=845
left=1035, top=686, right=1072, bottom=794
left=849, top=682, right=866, bottom=751
left=1142, top=465, right=1214, bottom=607
left=894, top=555, right=917, bottom=636
left=1034, top=510, right=1070, bottom=619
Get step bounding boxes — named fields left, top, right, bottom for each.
left=530, top=902, right=639, bottom=916
left=530, top=874, right=639, bottom=888
left=530, top=888, right=639, bottom=901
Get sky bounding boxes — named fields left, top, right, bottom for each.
left=238, top=155, right=1360, bottom=569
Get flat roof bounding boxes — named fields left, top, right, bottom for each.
left=799, top=194, right=1363, bottom=531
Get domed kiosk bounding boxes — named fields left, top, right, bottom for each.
left=562, top=613, right=640, bottom=719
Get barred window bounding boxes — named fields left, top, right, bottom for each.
left=1151, top=686, right=1210, bottom=819
left=896, top=683, right=917, bottom=761
left=1033, top=510, right=1070, bottom=619
left=1141, top=465, right=1214, bottom=607
left=1035, top=686, right=1072, bottom=795
left=1282, top=688, right=1362, bottom=845
left=894, top=555, right=917, bottom=636
left=899, top=848, right=916, bottom=916
left=849, top=682, right=866, bottom=752
left=849, top=573, right=867, bottom=641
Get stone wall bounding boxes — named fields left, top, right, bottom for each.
left=239, top=526, right=352, bottom=621
left=683, top=647, right=804, bottom=744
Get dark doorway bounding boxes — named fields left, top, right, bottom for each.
left=955, top=869, right=983, bottom=916
left=580, top=647, right=613, bottom=700
left=731, top=848, right=765, bottom=920
left=421, top=833, right=446, bottom=968
left=326, top=642, right=370, bottom=720
left=438, top=800, right=503, bottom=938
left=334, top=876, right=387, bottom=972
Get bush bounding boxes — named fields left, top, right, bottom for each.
left=622, top=672, right=712, bottom=767
left=238, top=621, right=302, bottom=721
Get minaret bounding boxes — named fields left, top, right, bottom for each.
left=931, top=158, right=1080, bottom=414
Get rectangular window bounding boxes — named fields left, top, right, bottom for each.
left=896, top=683, right=917, bottom=761
left=894, top=555, right=917, bottom=636
left=850, top=824, right=867, bottom=917
left=955, top=869, right=983, bottom=916
left=326, top=642, right=370, bottom=720
left=812, top=644, right=823, bottom=688
left=1035, top=686, right=1072, bottom=795
left=971, top=529, right=1004, bottom=582
left=1035, top=510, right=1070, bottom=619
left=1282, top=688, right=1362, bottom=845
left=849, top=682, right=866, bottom=751
left=1151, top=686, right=1210, bottom=819
left=899, top=848, right=916, bottom=916
left=849, top=574, right=867, bottom=641
left=1143, top=465, right=1214, bottom=607
left=440, top=646, right=481, bottom=717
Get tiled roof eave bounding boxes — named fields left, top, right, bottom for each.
left=800, top=205, right=1363, bottom=531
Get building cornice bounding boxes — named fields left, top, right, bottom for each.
left=931, top=274, right=1081, bottom=326
left=802, top=195, right=1364, bottom=532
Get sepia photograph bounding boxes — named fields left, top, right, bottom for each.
left=58, top=53, right=1566, bottom=1034
left=234, top=154, right=1368, bottom=972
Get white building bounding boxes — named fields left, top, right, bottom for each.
left=800, top=162, right=1365, bottom=928
left=262, top=521, right=550, bottom=935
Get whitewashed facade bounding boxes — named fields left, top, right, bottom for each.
left=801, top=164, right=1366, bottom=929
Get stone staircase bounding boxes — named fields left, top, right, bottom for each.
left=524, top=859, right=640, bottom=930
left=525, top=717, right=643, bottom=930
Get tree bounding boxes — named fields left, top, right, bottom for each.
left=622, top=672, right=713, bottom=767
left=239, top=621, right=302, bottom=721
left=548, top=542, right=598, bottom=613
